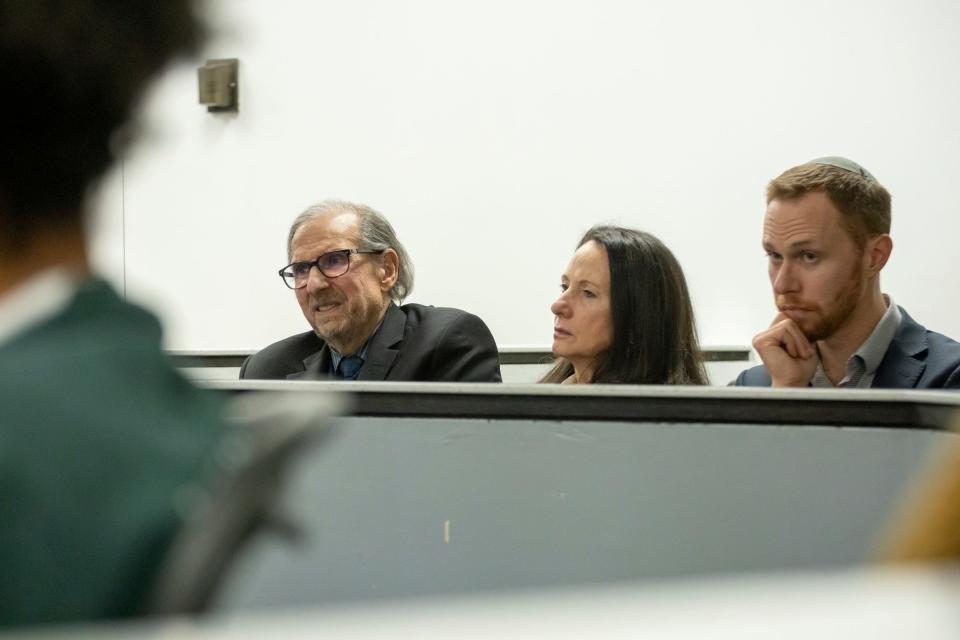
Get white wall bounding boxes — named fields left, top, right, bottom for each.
left=88, top=0, right=960, bottom=352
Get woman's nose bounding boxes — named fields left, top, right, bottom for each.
left=551, top=296, right=569, bottom=317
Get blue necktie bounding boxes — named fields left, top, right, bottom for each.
left=337, top=355, right=363, bottom=380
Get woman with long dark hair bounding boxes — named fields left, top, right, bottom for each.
left=542, top=225, right=707, bottom=385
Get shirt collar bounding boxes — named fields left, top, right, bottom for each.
left=853, top=294, right=902, bottom=377
left=0, top=268, right=81, bottom=348
left=811, top=294, right=902, bottom=387
left=328, top=314, right=387, bottom=372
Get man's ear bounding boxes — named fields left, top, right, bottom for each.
left=379, top=248, right=399, bottom=292
left=865, top=234, right=893, bottom=275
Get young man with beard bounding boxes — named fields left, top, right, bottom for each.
left=735, top=157, right=960, bottom=389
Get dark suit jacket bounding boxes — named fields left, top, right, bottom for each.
left=735, top=307, right=960, bottom=389
left=0, top=279, right=226, bottom=627
left=240, top=302, right=502, bottom=382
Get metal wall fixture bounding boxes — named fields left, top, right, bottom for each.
left=198, top=58, right=239, bottom=112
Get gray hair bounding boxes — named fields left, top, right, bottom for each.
left=287, top=199, right=414, bottom=302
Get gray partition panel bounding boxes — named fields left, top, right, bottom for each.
left=205, top=381, right=960, bottom=430
left=216, top=413, right=950, bottom=612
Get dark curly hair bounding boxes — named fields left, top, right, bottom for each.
left=0, top=1, right=204, bottom=248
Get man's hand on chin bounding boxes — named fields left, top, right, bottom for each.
left=752, top=313, right=818, bottom=387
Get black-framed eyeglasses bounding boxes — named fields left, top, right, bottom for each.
left=278, top=248, right=383, bottom=289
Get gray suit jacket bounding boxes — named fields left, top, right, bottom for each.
left=734, top=307, right=960, bottom=389
left=240, top=302, right=502, bottom=382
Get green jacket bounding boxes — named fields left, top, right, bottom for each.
left=0, top=279, right=225, bottom=627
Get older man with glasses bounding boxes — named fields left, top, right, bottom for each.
left=240, top=200, right=501, bottom=382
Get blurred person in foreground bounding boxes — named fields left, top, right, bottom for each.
left=877, top=422, right=960, bottom=564
left=0, top=0, right=226, bottom=627
left=735, top=157, right=960, bottom=388
left=541, top=225, right=707, bottom=385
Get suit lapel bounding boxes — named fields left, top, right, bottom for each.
left=872, top=307, right=927, bottom=388
left=357, top=304, right=406, bottom=381
left=287, top=345, right=333, bottom=380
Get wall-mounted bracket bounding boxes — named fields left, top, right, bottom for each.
left=198, top=58, right=239, bottom=113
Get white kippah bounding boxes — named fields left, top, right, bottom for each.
left=808, top=156, right=878, bottom=182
